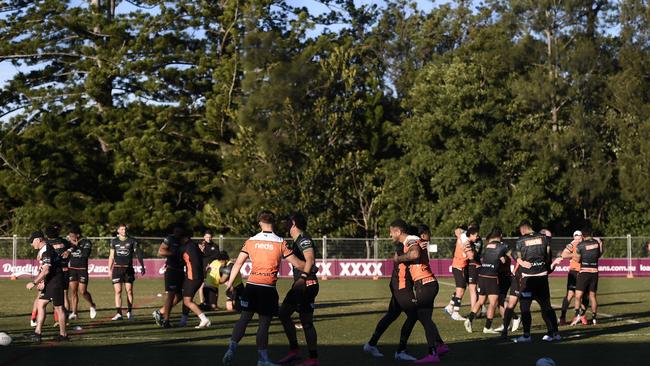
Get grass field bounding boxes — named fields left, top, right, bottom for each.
left=1, top=277, right=649, bottom=366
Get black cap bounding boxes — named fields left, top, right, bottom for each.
left=28, top=231, right=45, bottom=243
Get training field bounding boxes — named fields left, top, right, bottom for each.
left=1, top=278, right=649, bottom=366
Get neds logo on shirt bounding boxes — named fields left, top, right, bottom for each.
left=255, top=243, right=275, bottom=250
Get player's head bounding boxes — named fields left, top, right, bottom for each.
left=389, top=219, right=409, bottom=241
left=288, top=212, right=307, bottom=236
left=487, top=228, right=502, bottom=241
left=170, top=223, right=185, bottom=238
left=116, top=223, right=128, bottom=237
left=418, top=224, right=430, bottom=241
left=581, top=224, right=593, bottom=238
left=518, top=220, right=533, bottom=235
left=217, top=251, right=230, bottom=264
left=572, top=230, right=583, bottom=241
left=67, top=225, right=82, bottom=243
left=540, top=228, right=552, bottom=238
left=203, top=229, right=213, bottom=243
left=258, top=210, right=275, bottom=231
left=28, top=231, right=46, bottom=249
left=44, top=224, right=60, bottom=239
left=466, top=226, right=479, bottom=241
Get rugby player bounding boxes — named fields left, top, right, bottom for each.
left=45, top=224, right=72, bottom=323
left=222, top=211, right=306, bottom=366
left=494, top=242, right=522, bottom=334
left=198, top=229, right=219, bottom=306
left=444, top=227, right=479, bottom=321
left=393, top=220, right=447, bottom=363
left=464, top=228, right=508, bottom=334
left=203, top=251, right=243, bottom=312
left=277, top=212, right=320, bottom=366
left=571, top=227, right=602, bottom=326
left=153, top=224, right=185, bottom=328
left=108, top=224, right=145, bottom=321
left=67, top=226, right=97, bottom=320
left=25, top=231, right=68, bottom=343
left=551, top=230, right=590, bottom=325
left=509, top=221, right=559, bottom=343
left=181, top=234, right=211, bottom=328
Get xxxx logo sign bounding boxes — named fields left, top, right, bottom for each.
left=338, top=262, right=383, bottom=276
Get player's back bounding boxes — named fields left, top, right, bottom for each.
left=242, top=231, right=292, bottom=286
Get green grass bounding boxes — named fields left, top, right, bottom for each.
left=1, top=277, right=649, bottom=365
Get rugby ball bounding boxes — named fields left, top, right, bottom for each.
left=536, top=357, right=556, bottom=366
left=0, top=332, right=12, bottom=346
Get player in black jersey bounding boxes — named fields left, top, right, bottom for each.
left=153, top=224, right=186, bottom=328
left=181, top=236, right=212, bottom=328
left=277, top=213, right=320, bottom=366
left=571, top=226, right=603, bottom=326
left=45, top=224, right=72, bottom=323
left=464, top=228, right=508, bottom=334
left=67, top=226, right=97, bottom=320
left=25, top=231, right=68, bottom=343
left=509, top=221, right=559, bottom=343
left=198, top=229, right=220, bottom=307
left=108, top=224, right=145, bottom=321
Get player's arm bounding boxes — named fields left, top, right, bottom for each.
left=226, top=251, right=248, bottom=291
left=158, top=241, right=173, bottom=257
left=395, top=244, right=420, bottom=263
left=595, top=237, right=604, bottom=257
left=108, top=248, right=115, bottom=275
left=285, top=252, right=305, bottom=271
left=26, top=264, right=49, bottom=290
left=135, top=240, right=145, bottom=274
left=572, top=246, right=582, bottom=263
left=81, top=240, right=92, bottom=259
left=302, top=248, right=315, bottom=276
left=513, top=241, right=532, bottom=268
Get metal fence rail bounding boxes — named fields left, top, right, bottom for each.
left=2, top=235, right=650, bottom=261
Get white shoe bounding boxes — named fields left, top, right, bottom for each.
left=483, top=327, right=499, bottom=334
left=30, top=319, right=37, bottom=327
left=222, top=349, right=234, bottom=366
left=443, top=304, right=453, bottom=315
left=363, top=343, right=384, bottom=357
left=511, top=317, right=521, bottom=332
left=514, top=335, right=532, bottom=343
left=111, top=313, right=123, bottom=321
left=570, top=316, right=581, bottom=326
left=451, top=312, right=466, bottom=321
left=394, top=351, right=417, bottom=361
left=126, top=311, right=133, bottom=320
left=463, top=319, right=472, bottom=333
left=542, top=335, right=554, bottom=342
left=195, top=318, right=211, bottom=329
left=257, top=361, right=279, bottom=366
left=494, top=325, right=504, bottom=332
left=89, top=307, right=97, bottom=319
left=68, top=313, right=78, bottom=320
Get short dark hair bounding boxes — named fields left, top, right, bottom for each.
left=116, top=223, right=128, bottom=230
left=258, top=210, right=275, bottom=225
left=217, top=251, right=230, bottom=261
left=581, top=223, right=593, bottom=237
left=289, top=212, right=307, bottom=231
left=203, top=229, right=213, bottom=236
left=389, top=219, right=409, bottom=233
left=466, top=227, right=479, bottom=237
left=518, top=220, right=532, bottom=229
left=68, top=225, right=82, bottom=235
left=418, top=224, right=430, bottom=236
left=468, top=222, right=480, bottom=230
left=487, top=228, right=502, bottom=241
left=44, top=225, right=60, bottom=238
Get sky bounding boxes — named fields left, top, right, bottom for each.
left=0, top=0, right=446, bottom=88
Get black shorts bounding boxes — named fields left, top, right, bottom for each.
left=226, top=284, right=244, bottom=311
left=498, top=273, right=511, bottom=295
left=576, top=272, right=599, bottom=293
left=414, top=277, right=439, bottom=308
left=509, top=274, right=520, bottom=297
left=164, top=269, right=184, bottom=293
left=182, top=279, right=203, bottom=298
left=62, top=270, right=70, bottom=290
left=112, top=267, right=135, bottom=284
left=69, top=268, right=89, bottom=284
left=240, top=284, right=279, bottom=316
left=40, top=283, right=64, bottom=307
left=467, top=264, right=479, bottom=285
left=566, top=270, right=579, bottom=291
left=452, top=267, right=468, bottom=289
left=519, top=275, right=551, bottom=301
left=282, top=281, right=320, bottom=314
left=391, top=287, right=417, bottom=313
left=478, top=276, right=499, bottom=296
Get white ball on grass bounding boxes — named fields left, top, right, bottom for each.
left=536, top=357, right=556, bottom=366
left=0, top=332, right=12, bottom=346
